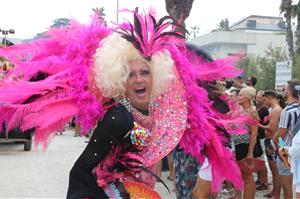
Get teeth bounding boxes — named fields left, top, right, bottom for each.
left=135, top=88, right=146, bottom=94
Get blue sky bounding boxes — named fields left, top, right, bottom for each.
left=0, top=0, right=283, bottom=39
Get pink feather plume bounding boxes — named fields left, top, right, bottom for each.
left=0, top=15, right=111, bottom=149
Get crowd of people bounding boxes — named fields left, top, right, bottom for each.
left=156, top=76, right=300, bottom=199
left=226, top=77, right=300, bottom=199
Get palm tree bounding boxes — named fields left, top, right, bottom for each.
left=34, top=18, right=71, bottom=39
left=292, top=1, right=300, bottom=78
left=190, top=26, right=200, bottom=38
left=217, top=18, right=230, bottom=31
left=51, top=18, right=71, bottom=28
left=280, top=0, right=295, bottom=64
left=291, top=1, right=300, bottom=54
left=92, top=7, right=106, bottom=26
left=212, top=18, right=230, bottom=31
left=165, top=0, right=195, bottom=36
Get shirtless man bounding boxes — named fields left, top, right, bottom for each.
left=259, top=90, right=282, bottom=199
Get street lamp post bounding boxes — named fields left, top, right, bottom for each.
left=0, top=29, right=15, bottom=47
left=116, top=0, right=119, bottom=23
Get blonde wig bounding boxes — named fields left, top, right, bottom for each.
left=93, top=33, right=175, bottom=100
left=240, top=86, right=256, bottom=104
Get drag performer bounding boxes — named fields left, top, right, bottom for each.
left=0, top=9, right=250, bottom=198
left=66, top=30, right=183, bottom=198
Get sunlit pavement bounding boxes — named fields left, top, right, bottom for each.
left=0, top=130, right=290, bottom=198
left=0, top=130, right=85, bottom=198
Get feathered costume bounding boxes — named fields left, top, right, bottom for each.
left=0, top=9, right=250, bottom=197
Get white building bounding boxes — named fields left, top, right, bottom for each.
left=191, top=15, right=288, bottom=58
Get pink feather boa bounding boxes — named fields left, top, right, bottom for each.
left=169, top=47, right=248, bottom=191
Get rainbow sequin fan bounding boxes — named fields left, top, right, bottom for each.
left=124, top=180, right=161, bottom=199
left=104, top=180, right=161, bottom=199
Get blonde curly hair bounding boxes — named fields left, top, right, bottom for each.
left=240, top=86, right=256, bottom=105
left=93, top=33, right=175, bottom=100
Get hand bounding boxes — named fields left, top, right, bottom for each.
left=258, top=124, right=264, bottom=128
left=247, top=152, right=253, bottom=159
left=279, top=147, right=288, bottom=156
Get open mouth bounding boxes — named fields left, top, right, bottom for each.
left=135, top=88, right=146, bottom=94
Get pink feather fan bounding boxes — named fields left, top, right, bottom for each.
left=0, top=15, right=111, bottom=148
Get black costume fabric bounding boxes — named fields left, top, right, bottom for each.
left=257, top=106, right=269, bottom=139
left=251, top=106, right=270, bottom=158
left=67, top=105, right=134, bottom=199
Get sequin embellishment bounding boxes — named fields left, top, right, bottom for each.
left=139, top=72, right=188, bottom=167
left=130, top=122, right=149, bottom=146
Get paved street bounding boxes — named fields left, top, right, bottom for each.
left=0, top=130, right=175, bottom=199
left=0, top=130, right=288, bottom=198
left=0, top=130, right=84, bottom=198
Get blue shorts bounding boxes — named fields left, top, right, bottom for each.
left=276, top=158, right=292, bottom=176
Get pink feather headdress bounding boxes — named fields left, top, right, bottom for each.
left=117, top=8, right=186, bottom=61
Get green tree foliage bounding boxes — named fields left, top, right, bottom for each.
left=280, top=0, right=295, bottom=64
left=216, top=18, right=230, bottom=31
left=291, top=2, right=300, bottom=54
left=237, top=46, right=288, bottom=90
left=51, top=18, right=71, bottom=28
left=34, top=18, right=71, bottom=39
left=279, top=0, right=300, bottom=75
left=293, top=54, right=300, bottom=79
